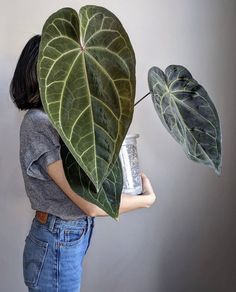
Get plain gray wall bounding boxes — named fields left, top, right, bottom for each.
left=0, top=0, right=235, bottom=291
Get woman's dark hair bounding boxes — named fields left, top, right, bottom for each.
left=10, top=34, right=43, bottom=110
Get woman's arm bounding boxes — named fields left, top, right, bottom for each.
left=47, top=160, right=156, bottom=217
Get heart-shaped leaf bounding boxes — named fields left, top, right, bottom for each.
left=60, top=138, right=123, bottom=220
left=37, top=6, right=136, bottom=191
left=148, top=65, right=222, bottom=175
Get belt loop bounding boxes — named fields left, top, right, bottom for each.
left=88, top=216, right=95, bottom=229
left=85, top=216, right=90, bottom=234
left=86, top=215, right=89, bottom=228
left=48, top=215, right=56, bottom=232
left=89, top=216, right=93, bottom=225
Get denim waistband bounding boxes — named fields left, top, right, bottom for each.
left=34, top=213, right=95, bottom=232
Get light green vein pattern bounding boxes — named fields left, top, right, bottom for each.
left=148, top=65, right=222, bottom=175
left=60, top=138, right=123, bottom=220
left=37, top=6, right=136, bottom=191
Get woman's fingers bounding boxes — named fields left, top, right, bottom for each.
left=140, top=172, right=154, bottom=194
left=139, top=172, right=156, bottom=207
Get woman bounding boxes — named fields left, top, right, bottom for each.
left=10, top=34, right=156, bottom=292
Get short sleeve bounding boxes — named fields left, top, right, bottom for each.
left=26, top=144, right=61, bottom=181
left=22, top=113, right=62, bottom=181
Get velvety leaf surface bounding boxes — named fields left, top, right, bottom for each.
left=37, top=6, right=136, bottom=191
left=148, top=65, right=222, bottom=175
left=60, top=138, right=123, bottom=220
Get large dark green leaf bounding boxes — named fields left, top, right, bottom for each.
left=37, top=6, right=136, bottom=191
left=60, top=138, right=123, bottom=220
left=148, top=65, right=222, bottom=175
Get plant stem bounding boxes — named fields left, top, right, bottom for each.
left=134, top=92, right=151, bottom=107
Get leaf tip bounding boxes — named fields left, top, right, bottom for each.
left=213, top=155, right=222, bottom=176
left=215, top=165, right=222, bottom=176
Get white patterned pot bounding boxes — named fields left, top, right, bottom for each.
left=119, top=134, right=142, bottom=195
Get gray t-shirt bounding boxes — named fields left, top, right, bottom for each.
left=19, top=108, right=86, bottom=220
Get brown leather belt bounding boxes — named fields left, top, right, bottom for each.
left=35, top=210, right=49, bottom=224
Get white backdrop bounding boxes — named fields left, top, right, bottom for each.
left=0, top=0, right=235, bottom=291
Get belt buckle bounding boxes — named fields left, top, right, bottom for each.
left=36, top=211, right=48, bottom=224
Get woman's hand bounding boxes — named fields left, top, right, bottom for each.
left=140, top=172, right=156, bottom=208
left=115, top=174, right=156, bottom=216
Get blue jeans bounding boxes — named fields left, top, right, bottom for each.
left=23, top=214, right=95, bottom=291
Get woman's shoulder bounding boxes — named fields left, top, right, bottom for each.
left=20, top=108, right=58, bottom=137
left=24, top=108, right=48, bottom=122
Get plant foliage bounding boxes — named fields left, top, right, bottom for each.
left=148, top=65, right=222, bottom=175
left=37, top=6, right=136, bottom=192
left=60, top=138, right=123, bottom=219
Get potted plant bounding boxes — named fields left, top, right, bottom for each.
left=37, top=5, right=222, bottom=220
